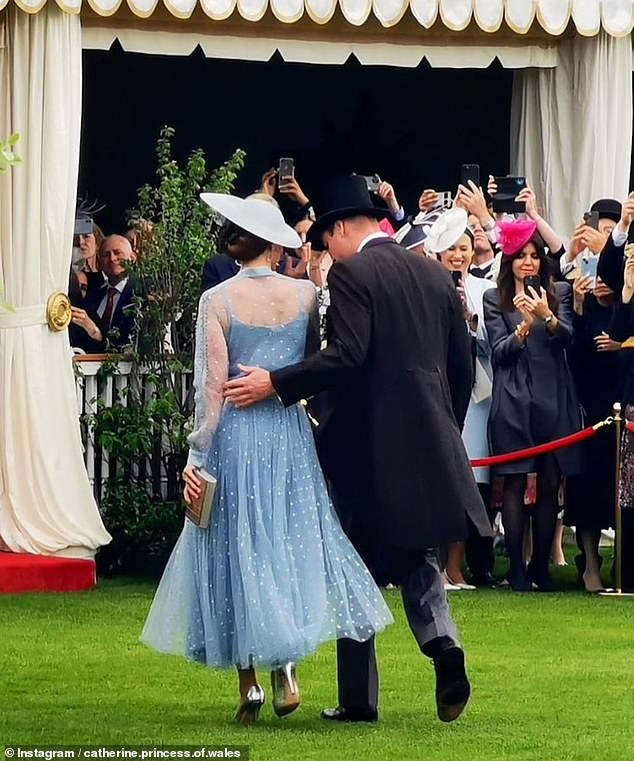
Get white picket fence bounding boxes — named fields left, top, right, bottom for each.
left=74, top=355, right=192, bottom=501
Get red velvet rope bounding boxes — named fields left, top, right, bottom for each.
left=470, top=425, right=598, bottom=468
left=626, top=421, right=634, bottom=434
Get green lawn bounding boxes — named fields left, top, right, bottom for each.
left=2, top=564, right=634, bottom=761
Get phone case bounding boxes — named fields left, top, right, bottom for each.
left=461, top=164, right=480, bottom=187
left=580, top=256, right=599, bottom=284
left=523, top=276, right=541, bottom=295
left=495, top=176, right=526, bottom=194
left=279, top=158, right=294, bottom=180
left=492, top=176, right=527, bottom=214
left=364, top=174, right=381, bottom=192
left=431, top=191, right=453, bottom=211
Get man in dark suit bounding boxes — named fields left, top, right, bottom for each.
left=598, top=192, right=634, bottom=591
left=84, top=234, right=142, bottom=349
left=201, top=252, right=239, bottom=293
left=224, top=176, right=490, bottom=724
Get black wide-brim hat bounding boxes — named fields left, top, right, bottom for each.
left=307, top=175, right=391, bottom=248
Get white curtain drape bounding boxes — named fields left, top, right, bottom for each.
left=510, top=31, right=633, bottom=238
left=0, top=4, right=111, bottom=557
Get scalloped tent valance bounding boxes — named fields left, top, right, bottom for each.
left=2, top=0, right=634, bottom=36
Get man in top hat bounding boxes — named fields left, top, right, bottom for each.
left=223, top=175, right=490, bottom=724
left=596, top=195, right=631, bottom=293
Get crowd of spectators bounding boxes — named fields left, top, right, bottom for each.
left=68, top=224, right=145, bottom=353
left=73, top=165, right=634, bottom=593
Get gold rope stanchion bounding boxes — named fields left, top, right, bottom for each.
left=600, top=403, right=634, bottom=597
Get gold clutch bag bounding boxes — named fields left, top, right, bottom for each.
left=185, top=468, right=217, bottom=529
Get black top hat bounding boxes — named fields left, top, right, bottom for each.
left=306, top=175, right=390, bottom=248
left=590, top=198, right=622, bottom=224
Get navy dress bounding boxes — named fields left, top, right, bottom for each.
left=483, top=282, right=582, bottom=476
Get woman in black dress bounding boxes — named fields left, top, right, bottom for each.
left=566, top=274, right=622, bottom=592
left=483, top=221, right=582, bottom=591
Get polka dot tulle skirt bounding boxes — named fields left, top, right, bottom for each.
left=141, top=400, right=393, bottom=669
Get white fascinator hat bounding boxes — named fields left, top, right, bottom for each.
left=200, top=193, right=302, bottom=249
left=424, top=208, right=469, bottom=254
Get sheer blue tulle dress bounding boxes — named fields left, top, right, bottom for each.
left=141, top=267, right=392, bottom=669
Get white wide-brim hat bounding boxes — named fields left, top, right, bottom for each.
left=200, top=193, right=302, bottom=249
left=424, top=208, right=469, bottom=254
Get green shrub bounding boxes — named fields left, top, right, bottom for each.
left=87, top=127, right=245, bottom=577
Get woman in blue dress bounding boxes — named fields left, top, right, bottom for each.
left=141, top=193, right=392, bottom=724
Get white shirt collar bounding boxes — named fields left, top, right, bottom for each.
left=357, top=231, right=390, bottom=253
left=104, top=277, right=129, bottom=294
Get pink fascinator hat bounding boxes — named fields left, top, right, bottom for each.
left=496, top=219, right=538, bottom=257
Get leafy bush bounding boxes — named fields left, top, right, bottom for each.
left=96, top=477, right=184, bottom=578
left=88, top=127, right=245, bottom=577
left=128, top=126, right=245, bottom=359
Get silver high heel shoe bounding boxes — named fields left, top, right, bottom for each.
left=234, top=684, right=265, bottom=725
left=271, top=663, right=300, bottom=717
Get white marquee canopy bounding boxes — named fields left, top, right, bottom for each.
left=3, top=0, right=634, bottom=36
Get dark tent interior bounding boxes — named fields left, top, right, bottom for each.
left=80, top=43, right=515, bottom=232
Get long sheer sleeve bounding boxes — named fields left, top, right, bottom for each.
left=187, top=291, right=229, bottom=468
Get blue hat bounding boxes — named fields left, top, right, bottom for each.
left=394, top=210, right=444, bottom=251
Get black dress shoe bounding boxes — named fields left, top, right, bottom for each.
left=506, top=567, right=532, bottom=592
left=433, top=647, right=471, bottom=723
left=321, top=706, right=378, bottom=723
left=470, top=571, right=498, bottom=588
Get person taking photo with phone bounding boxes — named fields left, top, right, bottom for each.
left=598, top=243, right=634, bottom=592
left=565, top=272, right=621, bottom=592
left=597, top=193, right=634, bottom=294
left=483, top=220, right=582, bottom=591
left=563, top=198, right=621, bottom=279
left=425, top=209, right=497, bottom=588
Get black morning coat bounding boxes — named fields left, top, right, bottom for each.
left=271, top=237, right=490, bottom=584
